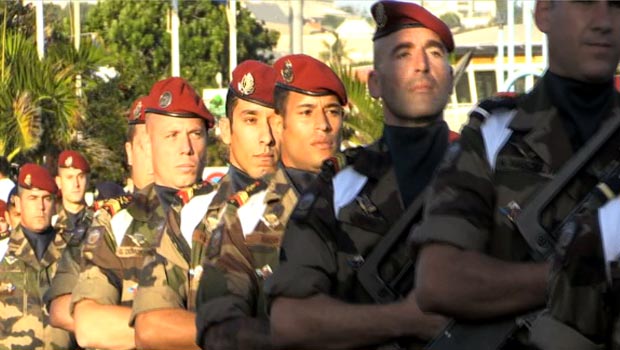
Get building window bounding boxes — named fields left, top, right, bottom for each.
left=455, top=73, right=472, bottom=104
left=475, top=71, right=497, bottom=100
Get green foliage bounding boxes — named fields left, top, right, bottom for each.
left=321, top=14, right=345, bottom=30
left=85, top=0, right=279, bottom=96
left=331, top=65, right=383, bottom=145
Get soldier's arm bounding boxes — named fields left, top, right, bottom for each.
left=416, top=243, right=550, bottom=319
left=49, top=295, right=74, bottom=331
left=412, top=125, right=549, bottom=319
left=132, top=252, right=199, bottom=349
left=74, top=299, right=135, bottom=350
left=48, top=247, right=81, bottom=331
left=134, top=309, right=198, bottom=350
left=270, top=293, right=445, bottom=348
left=71, top=264, right=135, bottom=350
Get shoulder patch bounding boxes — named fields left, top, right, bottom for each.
left=86, top=227, right=104, bottom=246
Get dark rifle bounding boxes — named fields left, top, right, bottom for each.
left=356, top=194, right=424, bottom=304
left=426, top=111, right=620, bottom=350
left=355, top=194, right=426, bottom=350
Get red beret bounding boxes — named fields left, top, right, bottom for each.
left=230, top=60, right=277, bottom=108
left=143, top=77, right=215, bottom=129
left=273, top=54, right=347, bottom=105
left=18, top=163, right=58, bottom=193
left=58, top=150, right=90, bottom=173
left=0, top=200, right=6, bottom=218
left=371, top=1, right=454, bottom=53
left=128, top=96, right=147, bottom=125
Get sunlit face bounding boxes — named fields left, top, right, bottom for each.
left=125, top=124, right=154, bottom=190
left=274, top=92, right=343, bottom=173
left=222, top=99, right=278, bottom=179
left=146, top=113, right=207, bottom=189
left=536, top=0, right=620, bottom=83
left=56, top=167, right=88, bottom=207
left=16, top=188, right=54, bottom=233
left=0, top=217, right=8, bottom=235
left=369, top=27, right=453, bottom=127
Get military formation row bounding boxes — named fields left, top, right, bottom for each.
left=1, top=0, right=620, bottom=349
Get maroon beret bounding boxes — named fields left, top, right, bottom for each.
left=273, top=54, right=347, bottom=105
left=0, top=200, right=6, bottom=218
left=58, top=150, right=90, bottom=173
left=230, top=60, right=277, bottom=108
left=128, top=96, right=147, bottom=125
left=18, top=163, right=58, bottom=193
left=371, top=0, right=454, bottom=52
left=144, top=77, right=215, bottom=129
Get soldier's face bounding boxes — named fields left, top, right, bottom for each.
left=125, top=125, right=154, bottom=190
left=0, top=217, right=8, bottom=234
left=55, top=167, right=88, bottom=206
left=275, top=92, right=343, bottom=173
left=369, top=27, right=453, bottom=127
left=16, top=188, right=54, bottom=232
left=222, top=99, right=278, bottom=179
left=536, top=0, right=620, bottom=83
left=146, top=113, right=207, bottom=189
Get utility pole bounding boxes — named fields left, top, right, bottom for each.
left=290, top=0, right=303, bottom=54
left=73, top=0, right=82, bottom=96
left=35, top=0, right=44, bottom=60
left=227, top=0, right=237, bottom=79
left=171, top=0, right=180, bottom=77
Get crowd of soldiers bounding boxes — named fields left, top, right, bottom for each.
left=1, top=0, right=620, bottom=349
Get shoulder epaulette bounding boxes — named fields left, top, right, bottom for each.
left=176, top=180, right=214, bottom=204
left=93, top=194, right=132, bottom=216
left=470, top=92, right=521, bottom=121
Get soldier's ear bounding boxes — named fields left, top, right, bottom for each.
left=55, top=176, right=62, bottom=191
left=368, top=70, right=381, bottom=99
left=219, top=117, right=232, bottom=146
left=125, top=142, right=133, bottom=167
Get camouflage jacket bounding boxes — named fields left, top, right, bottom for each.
left=194, top=167, right=298, bottom=347
left=0, top=226, right=73, bottom=349
left=411, top=77, right=620, bottom=346
left=263, top=141, right=410, bottom=305
left=130, top=177, right=224, bottom=322
left=45, top=207, right=94, bottom=304
left=71, top=184, right=163, bottom=310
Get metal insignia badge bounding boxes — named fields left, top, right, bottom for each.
left=65, top=156, right=73, bottom=168
left=133, top=101, right=142, bottom=120
left=159, top=91, right=172, bottom=108
left=24, top=174, right=32, bottom=187
left=238, top=72, right=256, bottom=95
left=4, top=255, right=17, bottom=265
left=281, top=60, right=294, bottom=83
left=374, top=2, right=387, bottom=28
left=87, top=229, right=101, bottom=245
left=262, top=213, right=280, bottom=228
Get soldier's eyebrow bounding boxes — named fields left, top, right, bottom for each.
left=391, top=39, right=447, bottom=55
left=295, top=103, right=317, bottom=109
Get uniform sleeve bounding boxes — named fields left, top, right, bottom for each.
left=264, top=215, right=337, bottom=309
left=70, top=263, right=121, bottom=314
left=410, top=124, right=496, bottom=252
left=129, top=251, right=185, bottom=326
left=44, top=247, right=80, bottom=305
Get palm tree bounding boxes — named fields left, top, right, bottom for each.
left=331, top=64, right=383, bottom=146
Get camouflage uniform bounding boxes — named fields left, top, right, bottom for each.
left=70, top=183, right=163, bottom=311
left=194, top=168, right=298, bottom=349
left=411, top=76, right=620, bottom=347
left=45, top=207, right=94, bottom=305
left=129, top=178, right=223, bottom=321
left=0, top=226, right=72, bottom=349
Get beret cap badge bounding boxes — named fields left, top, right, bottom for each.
left=281, top=60, right=294, bottom=83
left=64, top=156, right=73, bottom=168
left=133, top=101, right=142, bottom=120
left=374, top=2, right=387, bottom=28
left=159, top=91, right=172, bottom=108
left=238, top=73, right=256, bottom=96
left=24, top=174, right=32, bottom=187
